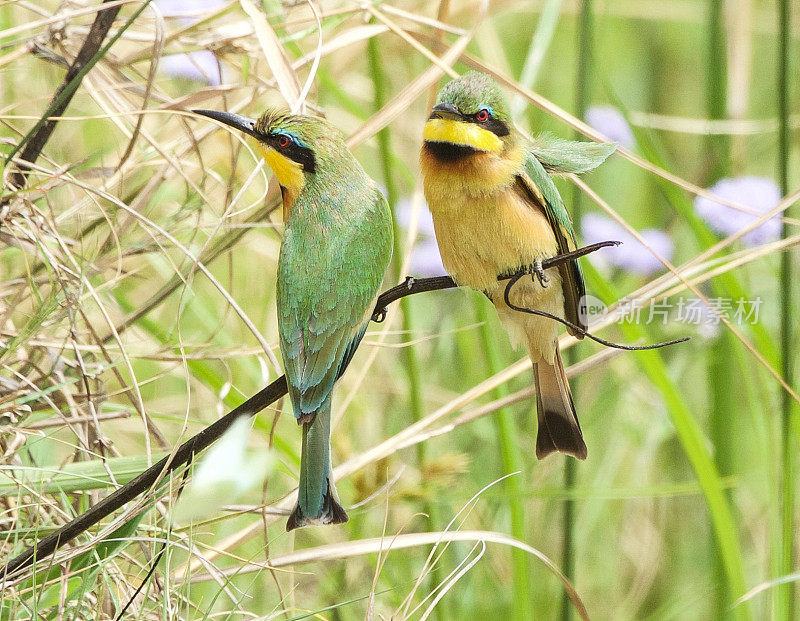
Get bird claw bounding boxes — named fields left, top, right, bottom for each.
left=531, top=258, right=550, bottom=287
left=372, top=308, right=387, bottom=323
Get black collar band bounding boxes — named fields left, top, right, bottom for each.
left=424, top=141, right=479, bottom=162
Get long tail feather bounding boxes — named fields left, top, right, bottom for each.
left=286, top=404, right=348, bottom=531
left=533, top=349, right=587, bottom=460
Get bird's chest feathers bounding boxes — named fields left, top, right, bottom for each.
left=421, top=144, right=522, bottom=199
left=427, top=182, right=558, bottom=291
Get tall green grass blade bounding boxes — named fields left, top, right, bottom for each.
left=367, top=32, right=447, bottom=617
left=0, top=453, right=169, bottom=495
left=776, top=0, right=796, bottom=616
left=586, top=262, right=749, bottom=617
left=474, top=298, right=533, bottom=621
left=705, top=0, right=729, bottom=180
left=512, top=0, right=563, bottom=120
left=705, top=3, right=736, bottom=614
left=563, top=3, right=592, bottom=618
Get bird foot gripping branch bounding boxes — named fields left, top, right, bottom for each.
left=371, top=241, right=619, bottom=324
left=372, top=277, right=415, bottom=323
left=531, top=257, right=550, bottom=287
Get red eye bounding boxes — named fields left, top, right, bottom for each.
left=278, top=135, right=290, bottom=148
left=476, top=109, right=489, bottom=122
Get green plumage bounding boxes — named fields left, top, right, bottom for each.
left=194, top=107, right=392, bottom=529
left=273, top=115, right=392, bottom=529
left=520, top=136, right=616, bottom=333
left=529, top=132, right=618, bottom=176
left=519, top=151, right=587, bottom=334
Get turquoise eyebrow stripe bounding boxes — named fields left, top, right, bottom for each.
left=275, top=131, right=309, bottom=149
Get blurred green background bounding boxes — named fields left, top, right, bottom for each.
left=0, top=0, right=797, bottom=618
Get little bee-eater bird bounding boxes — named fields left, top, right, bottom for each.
left=194, top=109, right=393, bottom=529
left=420, top=72, right=616, bottom=460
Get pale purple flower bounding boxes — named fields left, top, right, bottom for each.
left=675, top=297, right=722, bottom=339
left=585, top=106, right=635, bottom=149
left=581, top=212, right=674, bottom=275
left=160, top=50, right=222, bottom=85
left=155, top=0, right=225, bottom=85
left=409, top=238, right=446, bottom=277
left=397, top=199, right=446, bottom=277
left=694, top=176, right=782, bottom=246
left=154, top=0, right=225, bottom=19
left=396, top=198, right=436, bottom=238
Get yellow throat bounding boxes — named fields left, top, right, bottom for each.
left=423, top=118, right=503, bottom=153
left=255, top=142, right=305, bottom=220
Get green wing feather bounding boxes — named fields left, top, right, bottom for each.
left=277, top=188, right=393, bottom=422
left=517, top=151, right=587, bottom=336
left=529, top=133, right=617, bottom=176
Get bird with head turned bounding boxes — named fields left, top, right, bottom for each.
left=420, top=72, right=616, bottom=460
left=194, top=108, right=393, bottom=529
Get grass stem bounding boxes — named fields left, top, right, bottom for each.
left=367, top=33, right=445, bottom=618
left=562, top=2, right=592, bottom=618
left=705, top=1, right=735, bottom=614
left=777, top=0, right=795, bottom=616
left=475, top=300, right=533, bottom=621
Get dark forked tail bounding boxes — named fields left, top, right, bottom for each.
left=532, top=349, right=587, bottom=460
left=286, top=405, right=348, bottom=531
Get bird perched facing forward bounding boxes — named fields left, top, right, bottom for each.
left=194, top=109, right=393, bottom=529
left=420, top=72, right=616, bottom=460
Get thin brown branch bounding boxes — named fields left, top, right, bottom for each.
left=1, top=240, right=687, bottom=579
left=6, top=0, right=123, bottom=193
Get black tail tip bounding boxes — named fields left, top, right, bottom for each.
left=535, top=411, right=587, bottom=460
left=285, top=495, right=349, bottom=531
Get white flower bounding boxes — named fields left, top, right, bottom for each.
left=172, top=417, right=274, bottom=523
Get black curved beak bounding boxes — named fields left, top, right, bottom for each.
left=192, top=109, right=258, bottom=138
left=428, top=102, right=462, bottom=121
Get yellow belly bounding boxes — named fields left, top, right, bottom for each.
left=431, top=188, right=557, bottom=289
left=421, top=150, right=563, bottom=363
